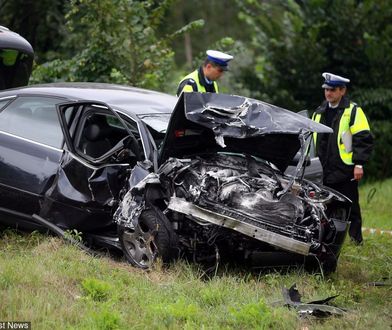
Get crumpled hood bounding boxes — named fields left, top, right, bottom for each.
left=160, top=92, right=332, bottom=172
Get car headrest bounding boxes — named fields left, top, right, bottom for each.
left=83, top=123, right=101, bottom=141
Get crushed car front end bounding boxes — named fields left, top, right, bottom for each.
left=115, top=92, right=351, bottom=272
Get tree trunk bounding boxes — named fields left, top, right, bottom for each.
left=184, top=32, right=192, bottom=69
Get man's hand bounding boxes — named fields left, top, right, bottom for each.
left=354, top=165, right=364, bottom=181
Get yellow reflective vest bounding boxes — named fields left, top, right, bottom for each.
left=177, top=68, right=219, bottom=96
left=312, top=102, right=370, bottom=165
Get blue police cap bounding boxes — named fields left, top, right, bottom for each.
left=206, top=50, right=233, bottom=71
left=322, top=72, right=350, bottom=88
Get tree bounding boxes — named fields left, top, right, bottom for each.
left=30, top=0, right=201, bottom=92
left=159, top=0, right=250, bottom=69
left=0, top=0, right=67, bottom=63
left=235, top=0, right=392, bottom=109
left=234, top=0, right=392, bottom=179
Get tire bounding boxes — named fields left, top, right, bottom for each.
left=118, top=209, right=176, bottom=269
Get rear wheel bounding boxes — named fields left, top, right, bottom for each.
left=118, top=209, right=176, bottom=269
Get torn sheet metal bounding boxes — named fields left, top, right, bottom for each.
left=114, top=161, right=173, bottom=229
left=160, top=92, right=333, bottom=172
left=282, top=284, right=345, bottom=318
left=40, top=152, right=128, bottom=231
left=184, top=92, right=333, bottom=136
left=168, top=196, right=311, bottom=255
left=202, top=98, right=251, bottom=119
left=119, top=155, right=346, bottom=256
left=114, top=171, right=160, bottom=228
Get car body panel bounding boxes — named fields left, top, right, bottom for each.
left=167, top=196, right=311, bottom=255
left=0, top=83, right=177, bottom=233
left=160, top=92, right=332, bottom=172
left=285, top=110, right=323, bottom=182
left=115, top=153, right=351, bottom=269
left=114, top=94, right=349, bottom=270
left=40, top=151, right=129, bottom=231
left=0, top=130, right=63, bottom=214
left=0, top=83, right=177, bottom=115
left=0, top=81, right=350, bottom=272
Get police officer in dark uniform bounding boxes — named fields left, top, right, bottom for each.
left=176, top=50, right=233, bottom=96
left=312, top=72, right=374, bottom=244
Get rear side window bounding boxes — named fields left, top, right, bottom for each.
left=0, top=96, right=63, bottom=148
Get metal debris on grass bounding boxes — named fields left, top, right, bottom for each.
left=282, top=284, right=346, bottom=318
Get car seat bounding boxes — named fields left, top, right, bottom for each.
left=81, top=121, right=113, bottom=158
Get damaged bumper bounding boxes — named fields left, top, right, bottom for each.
left=167, top=196, right=311, bottom=255
left=115, top=154, right=350, bottom=270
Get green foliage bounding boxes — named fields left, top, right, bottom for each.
left=64, top=229, right=83, bottom=242
left=351, top=87, right=392, bottom=120
left=169, top=19, right=205, bottom=40
left=30, top=0, right=184, bottom=92
left=30, top=59, right=72, bottom=84
left=153, top=297, right=200, bottom=326
left=0, top=212, right=392, bottom=329
left=81, top=278, right=112, bottom=301
left=90, top=304, right=122, bottom=330
left=360, top=178, right=392, bottom=230
left=234, top=0, right=392, bottom=180
left=0, top=267, right=16, bottom=289
left=0, top=0, right=68, bottom=63
left=199, top=286, right=226, bottom=306
left=229, top=299, right=285, bottom=329
left=363, top=120, right=392, bottom=180
left=234, top=0, right=392, bottom=108
left=160, top=0, right=251, bottom=66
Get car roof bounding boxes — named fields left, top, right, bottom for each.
left=0, top=82, right=177, bottom=115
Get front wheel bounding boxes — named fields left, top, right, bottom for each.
left=118, top=209, right=177, bottom=269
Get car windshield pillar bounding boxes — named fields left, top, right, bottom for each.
left=278, top=131, right=312, bottom=197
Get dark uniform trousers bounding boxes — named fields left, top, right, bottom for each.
left=325, top=180, right=363, bottom=243
left=313, top=97, right=373, bottom=244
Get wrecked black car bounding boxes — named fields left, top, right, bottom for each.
left=115, top=93, right=351, bottom=273
left=0, top=83, right=176, bottom=244
left=0, top=82, right=350, bottom=273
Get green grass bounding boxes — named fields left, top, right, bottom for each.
left=0, top=179, right=391, bottom=329
left=360, top=178, right=392, bottom=230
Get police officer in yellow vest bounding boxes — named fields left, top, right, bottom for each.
left=176, top=50, right=233, bottom=96
left=312, top=72, right=373, bottom=244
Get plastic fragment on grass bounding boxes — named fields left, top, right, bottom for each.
left=282, top=284, right=346, bottom=318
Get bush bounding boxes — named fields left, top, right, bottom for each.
left=366, top=120, right=392, bottom=180
left=81, top=278, right=112, bottom=302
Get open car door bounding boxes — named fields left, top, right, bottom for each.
left=38, top=101, right=142, bottom=233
